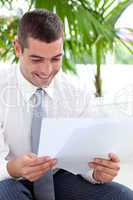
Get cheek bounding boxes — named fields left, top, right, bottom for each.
left=53, top=62, right=61, bottom=73
left=24, top=63, right=33, bottom=75
left=52, top=67, right=60, bottom=77
left=21, top=57, right=31, bottom=71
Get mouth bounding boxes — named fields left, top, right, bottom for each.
left=34, top=73, right=51, bottom=81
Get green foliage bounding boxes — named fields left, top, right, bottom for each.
left=115, top=42, right=133, bottom=64
left=35, top=0, right=133, bottom=96
left=0, top=0, right=133, bottom=96
left=0, top=0, right=13, bottom=8
left=0, top=17, right=18, bottom=62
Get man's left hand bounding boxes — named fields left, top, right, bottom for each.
left=88, top=153, right=120, bottom=183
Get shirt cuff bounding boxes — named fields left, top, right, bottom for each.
left=0, top=160, right=12, bottom=181
left=80, top=169, right=102, bottom=184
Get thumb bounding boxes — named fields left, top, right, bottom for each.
left=26, top=153, right=38, bottom=160
left=109, top=153, right=120, bottom=162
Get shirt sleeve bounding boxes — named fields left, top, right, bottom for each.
left=80, top=169, right=102, bottom=184
left=0, top=122, right=11, bottom=181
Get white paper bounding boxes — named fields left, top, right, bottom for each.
left=38, top=118, right=133, bottom=174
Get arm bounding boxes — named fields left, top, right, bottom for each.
left=0, top=122, right=11, bottom=181
left=0, top=118, right=57, bottom=182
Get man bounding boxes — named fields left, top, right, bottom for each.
left=0, top=9, right=133, bottom=200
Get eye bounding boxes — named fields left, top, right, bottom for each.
left=31, top=59, right=42, bottom=63
left=51, top=57, right=61, bottom=62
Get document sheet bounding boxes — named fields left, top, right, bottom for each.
left=38, top=118, right=133, bottom=174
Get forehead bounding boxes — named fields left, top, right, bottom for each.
left=25, top=37, right=63, bottom=58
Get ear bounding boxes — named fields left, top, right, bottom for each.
left=13, top=38, right=22, bottom=58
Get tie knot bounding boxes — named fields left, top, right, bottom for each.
left=34, top=88, right=43, bottom=107
left=36, top=87, right=43, bottom=93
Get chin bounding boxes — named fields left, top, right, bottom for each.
left=37, top=80, right=51, bottom=88
left=31, top=73, right=55, bottom=88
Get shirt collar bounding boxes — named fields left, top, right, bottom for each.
left=16, top=66, right=54, bottom=102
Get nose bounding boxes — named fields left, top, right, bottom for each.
left=40, top=60, right=52, bottom=76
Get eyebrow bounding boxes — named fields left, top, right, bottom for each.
left=29, top=53, right=63, bottom=59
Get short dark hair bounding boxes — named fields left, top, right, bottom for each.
left=17, top=9, right=64, bottom=50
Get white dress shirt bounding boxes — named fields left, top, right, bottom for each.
left=0, top=64, right=98, bottom=183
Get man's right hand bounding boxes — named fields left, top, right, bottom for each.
left=7, top=153, right=57, bottom=182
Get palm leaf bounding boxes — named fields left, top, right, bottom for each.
left=105, top=0, right=133, bottom=26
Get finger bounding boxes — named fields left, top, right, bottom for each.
left=22, top=154, right=37, bottom=165
left=29, top=160, right=57, bottom=172
left=28, top=156, right=52, bottom=167
left=89, top=160, right=120, bottom=171
left=23, top=162, right=50, bottom=176
left=27, top=153, right=38, bottom=159
left=24, top=159, right=57, bottom=175
left=109, top=153, right=120, bottom=162
left=26, top=171, right=45, bottom=182
left=90, top=159, right=120, bottom=170
left=25, top=166, right=50, bottom=182
left=95, top=170, right=113, bottom=183
left=89, top=163, right=119, bottom=177
left=23, top=154, right=49, bottom=166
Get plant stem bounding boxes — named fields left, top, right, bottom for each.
left=95, top=42, right=102, bottom=97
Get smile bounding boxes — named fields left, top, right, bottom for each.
left=35, top=73, right=51, bottom=80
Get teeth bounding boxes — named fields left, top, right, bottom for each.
left=35, top=73, right=50, bottom=79
left=39, top=76, right=48, bottom=79
left=36, top=74, right=47, bottom=79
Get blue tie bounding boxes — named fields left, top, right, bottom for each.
left=31, top=88, right=55, bottom=200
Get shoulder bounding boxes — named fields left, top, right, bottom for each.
left=53, top=71, right=95, bottom=117
left=55, top=70, right=92, bottom=97
left=55, top=71, right=83, bottom=92
left=0, top=64, right=17, bottom=88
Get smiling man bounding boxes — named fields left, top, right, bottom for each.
left=17, top=37, right=63, bottom=88
left=0, top=9, right=133, bottom=200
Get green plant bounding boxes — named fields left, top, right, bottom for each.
left=0, top=16, right=18, bottom=62
left=0, top=0, right=133, bottom=96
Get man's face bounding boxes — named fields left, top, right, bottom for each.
left=14, top=37, right=63, bottom=87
